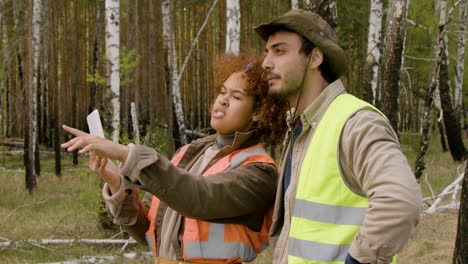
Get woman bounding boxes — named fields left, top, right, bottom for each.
left=61, top=54, right=288, bottom=264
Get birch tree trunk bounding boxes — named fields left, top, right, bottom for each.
left=226, top=0, right=240, bottom=55
left=304, top=0, right=339, bottom=28
left=453, top=161, right=468, bottom=264
left=25, top=0, right=41, bottom=192
left=105, top=0, right=120, bottom=143
left=454, top=0, right=467, bottom=129
left=437, top=0, right=466, bottom=161
left=414, top=0, right=449, bottom=179
left=439, top=42, right=466, bottom=161
left=162, top=0, right=187, bottom=146
left=363, top=0, right=383, bottom=104
left=291, top=0, right=299, bottom=9
left=380, top=0, right=408, bottom=135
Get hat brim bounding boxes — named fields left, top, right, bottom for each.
left=254, top=22, right=348, bottom=79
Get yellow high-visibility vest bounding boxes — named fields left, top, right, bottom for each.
left=288, top=94, right=396, bottom=264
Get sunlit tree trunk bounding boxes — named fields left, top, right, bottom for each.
left=291, top=0, right=299, bottom=9
left=0, top=0, right=7, bottom=137
left=454, top=0, right=467, bottom=129
left=363, top=0, right=383, bottom=104
left=162, top=0, right=186, bottom=146
left=90, top=0, right=105, bottom=113
left=25, top=0, right=41, bottom=192
left=105, top=0, right=120, bottom=143
left=226, top=0, right=240, bottom=55
left=380, top=0, right=407, bottom=135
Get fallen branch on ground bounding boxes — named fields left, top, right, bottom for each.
left=35, top=251, right=153, bottom=264
left=423, top=163, right=465, bottom=214
left=0, top=238, right=137, bottom=248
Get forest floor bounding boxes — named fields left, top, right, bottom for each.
left=0, top=132, right=464, bottom=264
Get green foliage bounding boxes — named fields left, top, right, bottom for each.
left=120, top=47, right=141, bottom=86
left=86, top=47, right=141, bottom=87
left=86, top=70, right=107, bottom=85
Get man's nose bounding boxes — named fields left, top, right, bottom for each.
left=262, top=54, right=273, bottom=70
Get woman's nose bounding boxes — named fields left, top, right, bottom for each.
left=220, top=95, right=229, bottom=106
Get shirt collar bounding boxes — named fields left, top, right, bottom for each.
left=215, top=130, right=256, bottom=150
left=300, top=79, right=346, bottom=127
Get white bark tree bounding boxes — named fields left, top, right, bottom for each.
left=364, top=0, right=383, bottom=104
left=162, top=0, right=187, bottom=145
left=454, top=0, right=467, bottom=124
left=291, top=0, right=299, bottom=9
left=380, top=0, right=408, bottom=134
left=226, top=0, right=240, bottom=55
left=25, top=0, right=42, bottom=192
left=105, top=0, right=120, bottom=143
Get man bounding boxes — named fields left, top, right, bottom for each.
left=254, top=9, right=422, bottom=264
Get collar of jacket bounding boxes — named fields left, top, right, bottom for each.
left=183, top=130, right=258, bottom=172
left=299, top=79, right=346, bottom=129
left=193, top=130, right=257, bottom=150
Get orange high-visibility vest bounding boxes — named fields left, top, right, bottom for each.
left=145, top=143, right=275, bottom=263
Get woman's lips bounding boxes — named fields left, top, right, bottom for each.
left=212, top=110, right=225, bottom=118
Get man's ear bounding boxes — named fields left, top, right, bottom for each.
left=309, top=48, right=324, bottom=70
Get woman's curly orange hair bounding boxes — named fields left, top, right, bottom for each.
left=214, top=54, right=288, bottom=146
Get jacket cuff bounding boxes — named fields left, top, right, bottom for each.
left=103, top=184, right=141, bottom=226
left=102, top=182, right=125, bottom=217
left=119, top=143, right=158, bottom=184
left=350, top=232, right=393, bottom=264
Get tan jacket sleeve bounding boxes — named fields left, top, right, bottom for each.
left=340, top=110, right=422, bottom=264
left=119, top=143, right=278, bottom=231
left=102, top=182, right=153, bottom=245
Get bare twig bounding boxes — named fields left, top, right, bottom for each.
left=0, top=199, right=50, bottom=226
left=175, top=0, right=219, bottom=86
left=424, top=173, right=436, bottom=198
left=424, top=163, right=466, bottom=214
left=404, top=55, right=437, bottom=61
left=407, top=18, right=429, bottom=30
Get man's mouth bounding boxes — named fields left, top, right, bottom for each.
left=267, top=74, right=280, bottom=82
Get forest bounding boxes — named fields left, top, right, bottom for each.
left=0, top=0, right=467, bottom=263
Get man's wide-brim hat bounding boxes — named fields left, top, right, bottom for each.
left=254, top=9, right=348, bottom=79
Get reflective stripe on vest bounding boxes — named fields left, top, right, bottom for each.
left=145, top=144, right=189, bottom=255
left=145, top=143, right=275, bottom=263
left=288, top=94, right=396, bottom=264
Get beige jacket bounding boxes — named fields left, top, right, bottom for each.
left=103, top=131, right=277, bottom=260
left=270, top=80, right=422, bottom=264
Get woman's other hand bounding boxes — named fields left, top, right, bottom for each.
left=90, top=152, right=120, bottom=193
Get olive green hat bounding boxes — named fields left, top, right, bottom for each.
left=254, top=9, right=348, bottom=79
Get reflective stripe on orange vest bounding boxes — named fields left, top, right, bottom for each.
left=145, top=143, right=275, bottom=263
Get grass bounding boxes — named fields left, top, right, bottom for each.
left=0, top=130, right=464, bottom=263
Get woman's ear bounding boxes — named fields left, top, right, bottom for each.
left=252, top=112, right=260, bottom=122
left=309, top=48, right=324, bottom=70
